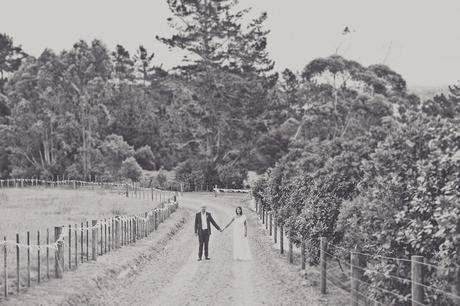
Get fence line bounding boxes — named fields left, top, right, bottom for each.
left=253, top=199, right=460, bottom=306
left=0, top=178, right=251, bottom=195
left=0, top=179, right=180, bottom=301
left=0, top=178, right=182, bottom=200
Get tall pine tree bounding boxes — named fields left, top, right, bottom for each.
left=158, top=0, right=277, bottom=170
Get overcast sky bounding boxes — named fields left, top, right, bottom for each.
left=1, top=0, right=459, bottom=87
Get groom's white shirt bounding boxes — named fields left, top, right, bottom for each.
left=201, top=212, right=208, bottom=230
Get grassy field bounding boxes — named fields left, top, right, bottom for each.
left=0, top=186, right=169, bottom=296
left=0, top=187, right=164, bottom=239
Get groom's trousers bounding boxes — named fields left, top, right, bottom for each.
left=198, top=230, right=210, bottom=259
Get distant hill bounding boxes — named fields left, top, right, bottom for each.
left=409, top=85, right=449, bottom=101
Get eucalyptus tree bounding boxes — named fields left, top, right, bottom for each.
left=5, top=40, right=113, bottom=178
left=0, top=33, right=27, bottom=95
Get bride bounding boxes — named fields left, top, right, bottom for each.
left=222, top=206, right=252, bottom=261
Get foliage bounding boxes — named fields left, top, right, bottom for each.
left=1, top=39, right=179, bottom=178
left=100, top=134, right=135, bottom=179
left=134, top=145, right=156, bottom=170
left=254, top=55, right=460, bottom=304
left=119, top=157, right=142, bottom=182
left=157, top=0, right=278, bottom=181
left=0, top=0, right=287, bottom=181
left=422, top=84, right=460, bottom=118
left=2, top=18, right=459, bottom=304
left=156, top=171, right=168, bottom=188
left=336, top=113, right=460, bottom=305
left=216, top=163, right=247, bottom=189
left=251, top=174, right=267, bottom=204
left=0, top=33, right=27, bottom=94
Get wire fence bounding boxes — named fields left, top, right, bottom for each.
left=254, top=201, right=460, bottom=306
left=0, top=178, right=180, bottom=301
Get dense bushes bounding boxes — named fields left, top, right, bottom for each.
left=119, top=157, right=142, bottom=182
left=254, top=83, right=460, bottom=304
left=174, top=158, right=247, bottom=190
left=134, top=146, right=156, bottom=171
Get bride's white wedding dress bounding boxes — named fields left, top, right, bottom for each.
left=233, top=215, right=252, bottom=261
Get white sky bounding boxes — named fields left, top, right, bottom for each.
left=1, top=0, right=459, bottom=87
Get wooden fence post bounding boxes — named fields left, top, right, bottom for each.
left=91, top=220, right=97, bottom=261
left=280, top=225, right=284, bottom=254
left=74, top=224, right=78, bottom=267
left=3, top=236, right=7, bottom=298
left=269, top=213, right=273, bottom=236
left=108, top=220, right=111, bottom=252
left=126, top=219, right=128, bottom=244
left=54, top=227, right=64, bottom=279
left=86, top=221, right=89, bottom=261
left=121, top=220, right=124, bottom=246
left=140, top=216, right=143, bottom=239
left=129, top=219, right=132, bottom=243
left=112, top=218, right=115, bottom=249
left=139, top=215, right=142, bottom=238
left=320, top=237, right=327, bottom=294
left=149, top=212, right=152, bottom=233
left=80, top=223, right=84, bottom=263
left=265, top=211, right=269, bottom=230
left=68, top=225, right=72, bottom=269
left=104, top=219, right=107, bottom=253
left=146, top=214, right=150, bottom=236
left=27, top=231, right=30, bottom=287
left=115, top=218, right=120, bottom=249
left=351, top=251, right=362, bottom=306
left=301, top=240, right=306, bottom=270
left=119, top=219, right=124, bottom=247
left=150, top=212, right=153, bottom=233
left=37, top=230, right=40, bottom=283
left=46, top=229, right=50, bottom=279
left=16, top=234, right=19, bottom=293
left=125, top=219, right=128, bottom=244
left=145, top=213, right=149, bottom=237
left=100, top=223, right=103, bottom=255
left=133, top=218, right=137, bottom=243
left=411, top=256, right=424, bottom=306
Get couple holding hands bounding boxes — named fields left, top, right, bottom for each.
left=194, top=205, right=252, bottom=261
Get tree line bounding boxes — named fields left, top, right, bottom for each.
left=0, top=8, right=458, bottom=282
left=0, top=0, right=286, bottom=187
left=252, top=55, right=460, bottom=304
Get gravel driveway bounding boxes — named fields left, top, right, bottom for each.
left=91, top=193, right=335, bottom=306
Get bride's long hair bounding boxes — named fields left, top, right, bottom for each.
left=235, top=206, right=243, bottom=216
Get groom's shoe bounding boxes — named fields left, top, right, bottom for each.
left=197, top=258, right=202, bottom=261
left=205, top=257, right=211, bottom=260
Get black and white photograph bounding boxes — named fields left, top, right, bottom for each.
left=0, top=0, right=459, bottom=305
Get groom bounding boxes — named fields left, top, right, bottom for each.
left=194, top=205, right=222, bottom=261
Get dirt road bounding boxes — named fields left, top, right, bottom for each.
left=4, top=192, right=340, bottom=306
left=88, top=193, right=330, bottom=306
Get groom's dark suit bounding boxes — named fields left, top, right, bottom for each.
left=195, top=212, right=221, bottom=259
